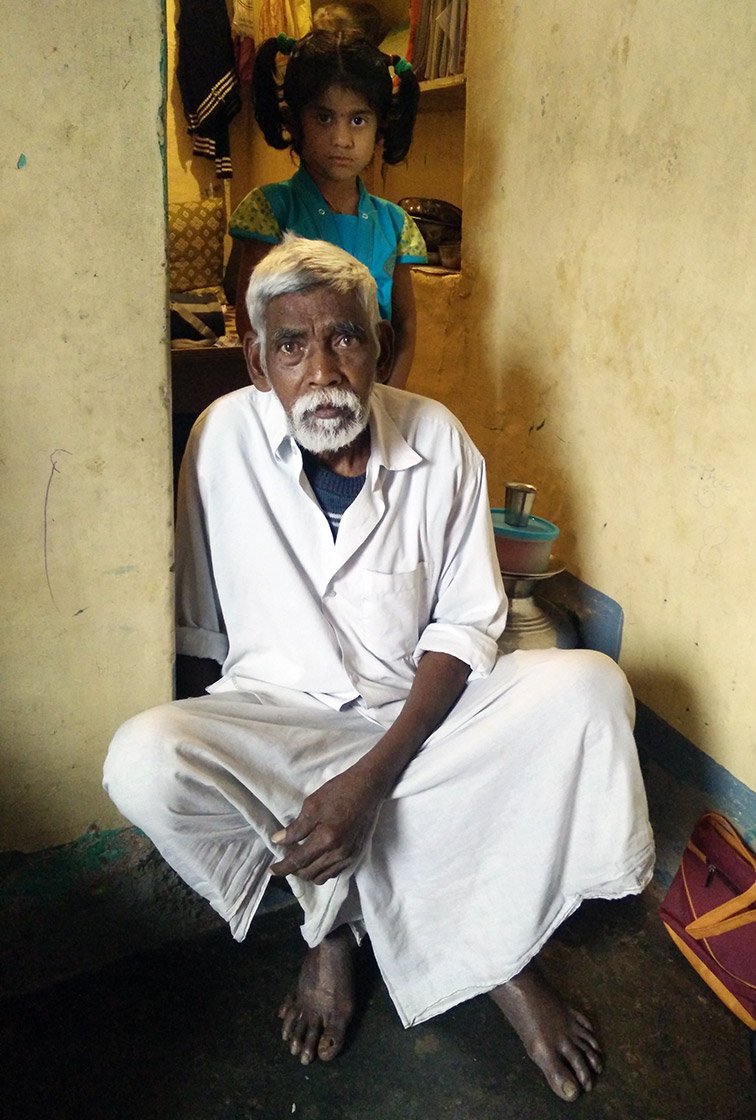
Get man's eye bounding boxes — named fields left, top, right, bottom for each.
left=279, top=340, right=299, bottom=355
left=335, top=334, right=356, bottom=347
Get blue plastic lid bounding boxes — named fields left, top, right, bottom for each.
left=490, top=509, right=559, bottom=540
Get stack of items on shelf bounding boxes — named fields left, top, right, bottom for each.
left=398, top=197, right=462, bottom=267
left=408, top=0, right=467, bottom=81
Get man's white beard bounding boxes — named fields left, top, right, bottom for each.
left=285, top=387, right=371, bottom=455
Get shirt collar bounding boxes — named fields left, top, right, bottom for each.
left=367, top=387, right=422, bottom=475
left=255, top=389, right=295, bottom=461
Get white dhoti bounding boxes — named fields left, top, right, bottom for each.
left=104, top=647, right=654, bottom=1028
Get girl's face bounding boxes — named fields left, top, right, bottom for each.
left=299, top=85, right=379, bottom=186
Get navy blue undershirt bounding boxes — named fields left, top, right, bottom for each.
left=300, top=447, right=366, bottom=539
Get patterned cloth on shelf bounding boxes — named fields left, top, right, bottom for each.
left=168, top=198, right=226, bottom=293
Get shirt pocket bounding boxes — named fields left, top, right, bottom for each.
left=359, top=565, right=427, bottom=661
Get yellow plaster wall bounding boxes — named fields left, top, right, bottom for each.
left=413, top=1, right=755, bottom=790
left=1, top=2, right=173, bottom=849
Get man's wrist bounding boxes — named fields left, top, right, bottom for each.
left=352, top=731, right=421, bottom=799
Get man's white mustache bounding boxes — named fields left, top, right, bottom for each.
left=291, top=388, right=363, bottom=425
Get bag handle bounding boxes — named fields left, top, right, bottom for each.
left=685, top=813, right=756, bottom=939
left=171, top=303, right=218, bottom=343
left=687, top=907, right=756, bottom=939
left=705, top=812, right=756, bottom=869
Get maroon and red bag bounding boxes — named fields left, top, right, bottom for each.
left=660, top=811, right=756, bottom=1029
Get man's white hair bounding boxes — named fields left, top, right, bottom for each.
left=245, top=233, right=381, bottom=348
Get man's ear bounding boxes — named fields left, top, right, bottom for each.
left=375, top=319, right=395, bottom=385
left=243, top=331, right=271, bottom=392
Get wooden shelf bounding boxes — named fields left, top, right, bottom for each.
left=171, top=345, right=249, bottom=415
left=418, top=73, right=466, bottom=112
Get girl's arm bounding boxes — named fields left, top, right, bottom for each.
left=388, top=263, right=417, bottom=389
left=234, top=240, right=274, bottom=341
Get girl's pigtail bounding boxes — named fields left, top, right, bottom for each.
left=276, top=33, right=296, bottom=54
left=252, top=36, right=293, bottom=150
left=382, top=56, right=420, bottom=165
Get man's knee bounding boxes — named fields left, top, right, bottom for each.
left=103, top=703, right=186, bottom=825
left=512, top=647, right=633, bottom=726
left=559, top=648, right=632, bottom=711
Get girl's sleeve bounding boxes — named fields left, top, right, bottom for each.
left=397, top=210, right=428, bottom=263
left=228, top=187, right=281, bottom=243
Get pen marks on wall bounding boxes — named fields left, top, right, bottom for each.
left=689, top=462, right=730, bottom=574
left=43, top=448, right=72, bottom=613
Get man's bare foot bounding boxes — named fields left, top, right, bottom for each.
left=490, top=962, right=603, bottom=1102
left=278, top=926, right=356, bottom=1065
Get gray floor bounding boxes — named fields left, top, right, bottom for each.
left=1, top=876, right=754, bottom=1120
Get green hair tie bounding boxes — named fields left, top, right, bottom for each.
left=276, top=33, right=296, bottom=54
left=393, top=56, right=413, bottom=76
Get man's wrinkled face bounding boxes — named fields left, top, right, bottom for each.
left=251, top=285, right=385, bottom=455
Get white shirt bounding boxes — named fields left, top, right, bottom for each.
left=176, top=384, right=508, bottom=718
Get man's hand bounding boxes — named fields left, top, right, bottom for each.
left=271, top=653, right=471, bottom=886
left=270, top=767, right=382, bottom=885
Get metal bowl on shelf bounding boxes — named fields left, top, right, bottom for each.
left=398, top=197, right=462, bottom=225
left=399, top=198, right=462, bottom=253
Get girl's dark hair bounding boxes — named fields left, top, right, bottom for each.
left=253, top=30, right=420, bottom=165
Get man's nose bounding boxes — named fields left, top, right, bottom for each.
left=305, top=343, right=341, bottom=384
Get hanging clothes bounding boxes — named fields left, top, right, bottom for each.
left=176, top=0, right=242, bottom=179
left=231, top=0, right=256, bottom=85
left=258, top=0, right=311, bottom=42
left=231, top=0, right=256, bottom=38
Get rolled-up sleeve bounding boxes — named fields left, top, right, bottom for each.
left=175, top=422, right=229, bottom=665
left=414, top=449, right=507, bottom=678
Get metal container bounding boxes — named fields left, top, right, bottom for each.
left=503, top=482, right=537, bottom=526
left=497, top=571, right=578, bottom=653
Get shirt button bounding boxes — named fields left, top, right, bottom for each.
left=318, top=208, right=326, bottom=215
left=361, top=212, right=368, bottom=219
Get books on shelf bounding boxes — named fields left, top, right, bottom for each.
left=408, top=0, right=467, bottom=81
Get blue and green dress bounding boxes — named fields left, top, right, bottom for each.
left=228, top=166, right=427, bottom=320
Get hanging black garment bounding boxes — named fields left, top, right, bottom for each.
left=176, top=0, right=242, bottom=178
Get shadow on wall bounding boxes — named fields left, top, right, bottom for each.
left=410, top=276, right=581, bottom=546
left=406, top=99, right=586, bottom=564
left=485, top=353, right=582, bottom=560
left=635, top=678, right=756, bottom=866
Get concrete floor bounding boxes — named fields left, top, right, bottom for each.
left=1, top=880, right=754, bottom=1120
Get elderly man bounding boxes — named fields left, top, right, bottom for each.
left=104, top=235, right=653, bottom=1103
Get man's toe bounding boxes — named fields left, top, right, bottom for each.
left=553, top=1071, right=580, bottom=1102
left=563, top=1044, right=595, bottom=1091
left=300, top=1021, right=323, bottom=1065
left=525, top=1041, right=576, bottom=1101
left=280, top=1000, right=298, bottom=1042
left=317, top=1024, right=345, bottom=1062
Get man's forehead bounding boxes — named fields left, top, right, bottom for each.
left=264, top=284, right=366, bottom=327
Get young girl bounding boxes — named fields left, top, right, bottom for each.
left=229, top=30, right=427, bottom=388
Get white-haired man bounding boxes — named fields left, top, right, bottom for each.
left=104, top=235, right=653, bottom=1102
